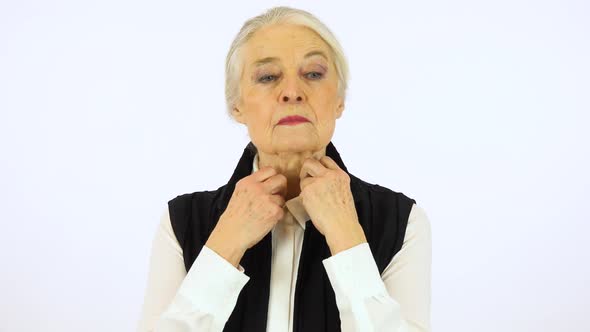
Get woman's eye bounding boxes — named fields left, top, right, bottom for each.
left=305, top=72, right=324, bottom=80
left=258, top=74, right=279, bottom=83
left=257, top=72, right=323, bottom=83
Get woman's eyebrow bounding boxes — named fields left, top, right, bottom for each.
left=303, top=50, right=328, bottom=61
left=252, top=50, right=328, bottom=67
left=253, top=57, right=278, bottom=67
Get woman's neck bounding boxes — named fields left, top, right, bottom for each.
left=256, top=147, right=326, bottom=201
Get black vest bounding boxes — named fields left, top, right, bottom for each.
left=168, top=141, right=415, bottom=331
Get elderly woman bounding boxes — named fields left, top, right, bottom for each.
left=137, top=6, right=431, bottom=332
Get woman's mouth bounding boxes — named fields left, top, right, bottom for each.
left=277, top=115, right=310, bottom=126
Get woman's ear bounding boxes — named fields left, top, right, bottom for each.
left=335, top=100, right=345, bottom=119
left=231, top=105, right=246, bottom=124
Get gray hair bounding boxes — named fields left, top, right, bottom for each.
left=224, top=6, right=350, bottom=119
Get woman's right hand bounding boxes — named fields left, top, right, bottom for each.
left=205, top=166, right=287, bottom=267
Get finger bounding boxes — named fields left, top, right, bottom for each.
left=299, top=157, right=328, bottom=180
left=253, top=166, right=277, bottom=182
left=300, top=176, right=316, bottom=191
left=269, top=193, right=286, bottom=207
left=262, top=174, right=287, bottom=197
left=319, top=156, right=340, bottom=171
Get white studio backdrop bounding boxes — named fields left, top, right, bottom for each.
left=0, top=0, right=588, bottom=331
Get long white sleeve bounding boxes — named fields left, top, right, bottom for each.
left=322, top=204, right=432, bottom=331
left=136, top=207, right=249, bottom=332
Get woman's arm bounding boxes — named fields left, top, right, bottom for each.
left=136, top=207, right=250, bottom=332
left=322, top=203, right=432, bottom=331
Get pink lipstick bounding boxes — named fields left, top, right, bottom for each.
left=277, top=115, right=310, bottom=125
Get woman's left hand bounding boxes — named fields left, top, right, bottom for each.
left=299, top=156, right=367, bottom=255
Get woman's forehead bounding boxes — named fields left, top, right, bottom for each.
left=242, top=24, right=332, bottom=66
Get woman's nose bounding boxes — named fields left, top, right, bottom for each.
left=278, top=77, right=305, bottom=104
left=281, top=95, right=303, bottom=103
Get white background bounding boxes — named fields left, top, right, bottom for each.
left=1, top=1, right=588, bottom=331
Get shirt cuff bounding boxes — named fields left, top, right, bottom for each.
left=174, top=245, right=250, bottom=318
left=322, top=242, right=387, bottom=301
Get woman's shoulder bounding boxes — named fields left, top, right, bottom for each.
left=348, top=172, right=416, bottom=207
left=349, top=173, right=430, bottom=238
left=165, top=185, right=230, bottom=242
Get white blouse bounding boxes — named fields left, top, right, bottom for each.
left=137, top=153, right=432, bottom=331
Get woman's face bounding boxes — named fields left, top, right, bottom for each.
left=232, top=23, right=344, bottom=154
